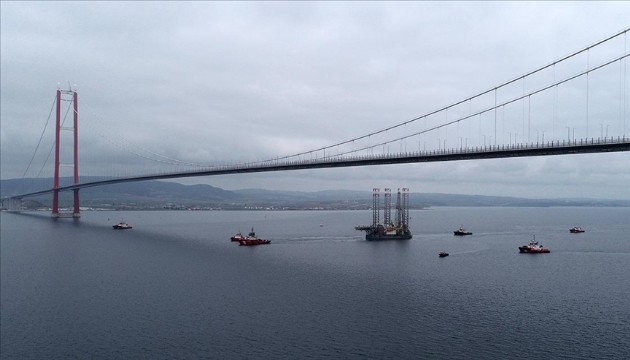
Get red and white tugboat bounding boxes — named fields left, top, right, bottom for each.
left=232, top=228, right=271, bottom=246
left=518, top=236, right=550, bottom=254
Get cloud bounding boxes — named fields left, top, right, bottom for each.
left=1, top=2, right=629, bottom=199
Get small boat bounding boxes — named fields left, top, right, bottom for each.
left=233, top=228, right=271, bottom=246
left=518, top=236, right=550, bottom=254
left=438, top=251, right=449, bottom=257
left=112, top=221, right=132, bottom=230
left=569, top=226, right=585, bottom=233
left=454, top=225, right=472, bottom=236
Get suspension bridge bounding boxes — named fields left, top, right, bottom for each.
left=2, top=29, right=630, bottom=217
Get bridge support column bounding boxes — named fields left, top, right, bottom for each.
left=72, top=91, right=80, bottom=218
left=52, top=90, right=61, bottom=218
left=51, top=88, right=80, bottom=218
left=52, top=190, right=59, bottom=217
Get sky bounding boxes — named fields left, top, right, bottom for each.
left=1, top=1, right=630, bottom=199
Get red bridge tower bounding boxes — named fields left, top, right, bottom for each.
left=51, top=89, right=80, bottom=218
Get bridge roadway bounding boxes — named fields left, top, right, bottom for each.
left=4, top=137, right=630, bottom=200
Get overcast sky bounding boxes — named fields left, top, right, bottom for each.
left=2, top=1, right=630, bottom=199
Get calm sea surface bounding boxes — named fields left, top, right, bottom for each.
left=2, top=207, right=629, bottom=359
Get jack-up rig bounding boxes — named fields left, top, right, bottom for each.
left=355, top=188, right=412, bottom=240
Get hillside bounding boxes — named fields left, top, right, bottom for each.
left=2, top=178, right=629, bottom=210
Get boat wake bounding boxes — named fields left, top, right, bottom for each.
left=275, top=236, right=362, bottom=243
left=448, top=248, right=488, bottom=256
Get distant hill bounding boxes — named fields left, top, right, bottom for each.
left=2, top=177, right=629, bottom=209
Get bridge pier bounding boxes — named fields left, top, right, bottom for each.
left=0, top=197, right=23, bottom=212
left=52, top=189, right=59, bottom=216
left=73, top=189, right=80, bottom=217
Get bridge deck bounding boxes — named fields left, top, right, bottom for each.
left=3, top=138, right=629, bottom=201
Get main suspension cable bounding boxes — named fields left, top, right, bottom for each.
left=21, top=96, right=56, bottom=179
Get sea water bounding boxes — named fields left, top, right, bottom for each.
left=1, top=207, right=629, bottom=359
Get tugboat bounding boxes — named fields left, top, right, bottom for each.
left=518, top=236, right=550, bottom=254
left=438, top=251, right=449, bottom=258
left=453, top=225, right=472, bottom=236
left=232, top=228, right=271, bottom=246
left=569, top=226, right=585, bottom=233
left=112, top=221, right=132, bottom=230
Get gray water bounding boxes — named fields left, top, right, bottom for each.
left=2, top=207, right=629, bottom=359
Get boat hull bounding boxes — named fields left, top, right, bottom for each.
left=238, top=239, right=271, bottom=246
left=518, top=246, right=550, bottom=253
left=365, top=233, right=412, bottom=241
left=360, top=224, right=412, bottom=241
